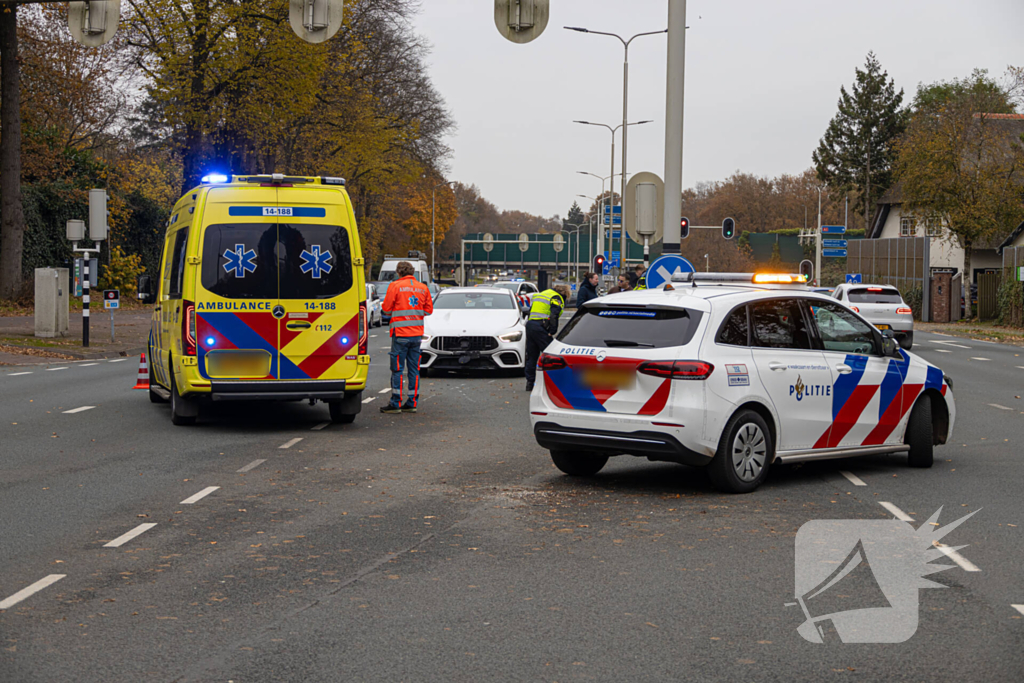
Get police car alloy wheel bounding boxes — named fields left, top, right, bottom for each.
left=550, top=450, right=608, bottom=477
left=904, top=396, right=933, bottom=468
left=708, top=410, right=773, bottom=493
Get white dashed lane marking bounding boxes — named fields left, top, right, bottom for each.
left=378, top=388, right=391, bottom=394
left=103, top=523, right=157, bottom=548
left=840, top=471, right=867, bottom=486
left=362, top=396, right=377, bottom=404
left=62, top=406, right=96, bottom=414
left=0, top=574, right=66, bottom=610
left=310, top=422, right=330, bottom=431
left=988, top=404, right=1013, bottom=411
left=932, top=349, right=952, bottom=353
left=237, top=459, right=266, bottom=473
left=879, top=501, right=914, bottom=522
left=8, top=372, right=32, bottom=376
left=45, top=367, right=68, bottom=372
left=79, top=363, right=99, bottom=367
left=931, top=341, right=971, bottom=349
left=108, top=359, right=128, bottom=363
left=970, top=357, right=991, bottom=362
left=933, top=541, right=981, bottom=572
left=180, top=486, right=219, bottom=505
left=279, top=438, right=303, bottom=449
left=1012, top=605, right=1024, bottom=616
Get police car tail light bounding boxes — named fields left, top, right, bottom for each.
left=183, top=301, right=197, bottom=356
left=638, top=360, right=713, bottom=380
left=358, top=303, right=368, bottom=355
left=896, top=307, right=913, bottom=315
left=538, top=353, right=566, bottom=371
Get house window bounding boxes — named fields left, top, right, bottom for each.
left=925, top=216, right=943, bottom=237
left=900, top=216, right=917, bottom=237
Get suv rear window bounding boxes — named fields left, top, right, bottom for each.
left=847, top=287, right=903, bottom=304
left=557, top=307, right=703, bottom=349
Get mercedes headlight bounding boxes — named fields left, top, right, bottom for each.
left=499, top=331, right=523, bottom=342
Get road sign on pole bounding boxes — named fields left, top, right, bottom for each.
left=624, top=172, right=664, bottom=244
left=69, top=1, right=122, bottom=47
left=494, top=0, right=549, bottom=44
left=821, top=225, right=847, bottom=234
left=482, top=233, right=494, bottom=252
left=823, top=249, right=848, bottom=258
left=822, top=239, right=848, bottom=249
left=289, top=0, right=344, bottom=43
left=518, top=233, right=529, bottom=252
left=646, top=255, right=695, bottom=289
left=552, top=233, right=564, bottom=253
left=846, top=273, right=863, bottom=284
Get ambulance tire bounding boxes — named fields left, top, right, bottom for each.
left=148, top=344, right=167, bottom=404
left=549, top=450, right=608, bottom=477
left=170, top=372, right=198, bottom=426
left=708, top=410, right=773, bottom=494
left=905, top=396, right=933, bottom=468
left=328, top=392, right=361, bottom=424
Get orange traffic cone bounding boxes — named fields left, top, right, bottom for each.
left=133, top=353, right=150, bottom=390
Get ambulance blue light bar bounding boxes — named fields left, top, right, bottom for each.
left=201, top=173, right=229, bottom=184
left=320, top=176, right=346, bottom=186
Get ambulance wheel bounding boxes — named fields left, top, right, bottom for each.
left=148, top=344, right=167, bottom=403
left=709, top=410, right=773, bottom=493
left=328, top=397, right=358, bottom=424
left=550, top=450, right=608, bottom=477
left=905, top=395, right=933, bottom=468
left=170, top=373, right=198, bottom=426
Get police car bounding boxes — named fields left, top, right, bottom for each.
left=530, top=273, right=954, bottom=493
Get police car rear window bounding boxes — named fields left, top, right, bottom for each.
left=201, top=223, right=353, bottom=300
left=557, top=307, right=703, bottom=349
left=847, top=287, right=903, bottom=304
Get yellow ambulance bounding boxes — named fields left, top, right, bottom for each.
left=137, top=174, right=370, bottom=426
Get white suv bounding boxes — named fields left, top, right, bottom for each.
left=530, top=273, right=955, bottom=493
left=833, top=284, right=915, bottom=350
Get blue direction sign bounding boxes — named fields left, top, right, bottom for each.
left=601, top=251, right=621, bottom=275
left=647, top=255, right=695, bottom=289
left=846, top=273, right=863, bottom=284
left=823, top=248, right=848, bottom=258
left=821, top=225, right=847, bottom=234
left=603, top=206, right=623, bottom=226
left=822, top=238, right=848, bottom=249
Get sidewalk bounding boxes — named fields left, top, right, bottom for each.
left=0, top=310, right=151, bottom=365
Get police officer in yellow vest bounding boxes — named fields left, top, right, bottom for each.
left=524, top=285, right=571, bottom=391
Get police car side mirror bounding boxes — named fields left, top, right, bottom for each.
left=137, top=274, right=153, bottom=303
left=880, top=330, right=900, bottom=357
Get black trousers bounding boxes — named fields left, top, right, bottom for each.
left=524, top=321, right=553, bottom=385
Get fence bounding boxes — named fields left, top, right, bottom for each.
left=847, top=237, right=930, bottom=322
left=977, top=272, right=1001, bottom=320
left=1000, top=246, right=1024, bottom=326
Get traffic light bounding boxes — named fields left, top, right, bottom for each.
left=593, top=254, right=606, bottom=272
left=680, top=217, right=690, bottom=240
left=799, top=259, right=814, bottom=281
left=722, top=217, right=736, bottom=240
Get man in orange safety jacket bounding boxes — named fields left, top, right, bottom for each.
left=381, top=261, right=433, bottom=413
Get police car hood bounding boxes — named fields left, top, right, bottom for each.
left=425, top=309, right=523, bottom=336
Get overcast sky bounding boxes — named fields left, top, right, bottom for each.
left=414, top=0, right=1023, bottom=218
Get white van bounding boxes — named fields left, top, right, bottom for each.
left=378, top=251, right=430, bottom=284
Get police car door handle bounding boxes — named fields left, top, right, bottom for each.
left=835, top=364, right=853, bottom=374
left=768, top=362, right=787, bottom=372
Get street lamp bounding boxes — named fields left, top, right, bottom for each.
left=567, top=25, right=666, bottom=267
left=577, top=171, right=623, bottom=259
left=432, top=180, right=457, bottom=280
left=574, top=120, right=652, bottom=273
left=815, top=185, right=826, bottom=287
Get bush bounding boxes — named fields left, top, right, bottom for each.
left=101, top=245, right=145, bottom=297
left=899, top=286, right=923, bottom=320
left=997, top=273, right=1024, bottom=327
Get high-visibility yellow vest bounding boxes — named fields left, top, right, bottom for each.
left=634, top=276, right=647, bottom=291
left=528, top=290, right=564, bottom=321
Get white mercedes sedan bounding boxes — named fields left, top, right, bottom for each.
left=420, top=288, right=527, bottom=376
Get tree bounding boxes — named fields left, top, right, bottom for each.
left=565, top=201, right=586, bottom=227
left=813, top=52, right=908, bottom=229
left=0, top=2, right=26, bottom=299
left=896, top=69, right=1024, bottom=318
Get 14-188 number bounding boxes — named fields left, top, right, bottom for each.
left=304, top=302, right=336, bottom=311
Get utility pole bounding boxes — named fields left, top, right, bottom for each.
left=816, top=186, right=824, bottom=287
left=662, top=0, right=686, bottom=253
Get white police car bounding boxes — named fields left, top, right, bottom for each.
left=530, top=273, right=955, bottom=493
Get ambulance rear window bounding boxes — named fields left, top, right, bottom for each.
left=278, top=223, right=353, bottom=300
left=557, top=307, right=703, bottom=349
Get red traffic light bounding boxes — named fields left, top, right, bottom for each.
left=593, top=254, right=606, bottom=270
left=680, top=217, right=690, bottom=239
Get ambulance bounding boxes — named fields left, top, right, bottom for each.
left=137, top=174, right=370, bottom=426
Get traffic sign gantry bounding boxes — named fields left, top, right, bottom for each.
left=646, top=255, right=695, bottom=289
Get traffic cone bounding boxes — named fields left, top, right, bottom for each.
left=133, top=353, right=150, bottom=390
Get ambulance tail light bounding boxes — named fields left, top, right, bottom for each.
left=358, top=303, right=368, bottom=355
left=896, top=307, right=913, bottom=315
left=537, top=353, right=566, bottom=371
left=638, top=360, right=714, bottom=380
left=183, top=300, right=197, bottom=356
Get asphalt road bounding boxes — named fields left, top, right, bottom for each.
left=1, top=328, right=1022, bottom=682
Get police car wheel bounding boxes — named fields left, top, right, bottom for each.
left=170, top=373, right=197, bottom=426
left=549, top=450, right=608, bottom=477
left=905, top=396, right=933, bottom=468
left=708, top=410, right=773, bottom=494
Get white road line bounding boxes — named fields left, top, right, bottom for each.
left=1012, top=605, right=1024, bottom=617
left=988, top=404, right=1013, bottom=411
left=370, top=334, right=378, bottom=338
left=378, top=388, right=391, bottom=394
left=879, top=501, right=915, bottom=522
left=279, top=437, right=303, bottom=449
left=1017, top=366, right=1024, bottom=370
left=933, top=541, right=981, bottom=572
left=840, top=471, right=867, bottom=486
left=932, top=332, right=952, bottom=337
left=931, top=341, right=971, bottom=349
left=45, top=367, right=68, bottom=371
left=310, top=422, right=330, bottom=431
left=970, top=357, right=991, bottom=362
left=362, top=396, right=377, bottom=404
left=237, top=459, right=266, bottom=473
left=180, top=486, right=220, bottom=505
left=8, top=371, right=32, bottom=376
left=103, top=523, right=157, bottom=548
left=0, top=574, right=66, bottom=610
left=108, top=359, right=128, bottom=363
left=79, top=363, right=99, bottom=367
left=932, top=349, right=953, bottom=353
left=62, top=406, right=96, bottom=414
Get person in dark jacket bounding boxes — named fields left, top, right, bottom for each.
left=608, top=274, right=631, bottom=294
left=575, top=272, right=600, bottom=309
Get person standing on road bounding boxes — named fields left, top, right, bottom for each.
left=524, top=284, right=570, bottom=392
left=608, top=274, right=631, bottom=294
left=575, top=272, right=600, bottom=308
left=381, top=262, right=433, bottom=414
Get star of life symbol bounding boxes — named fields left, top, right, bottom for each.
left=300, top=245, right=333, bottom=279
left=223, top=244, right=257, bottom=278
left=790, top=507, right=977, bottom=643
